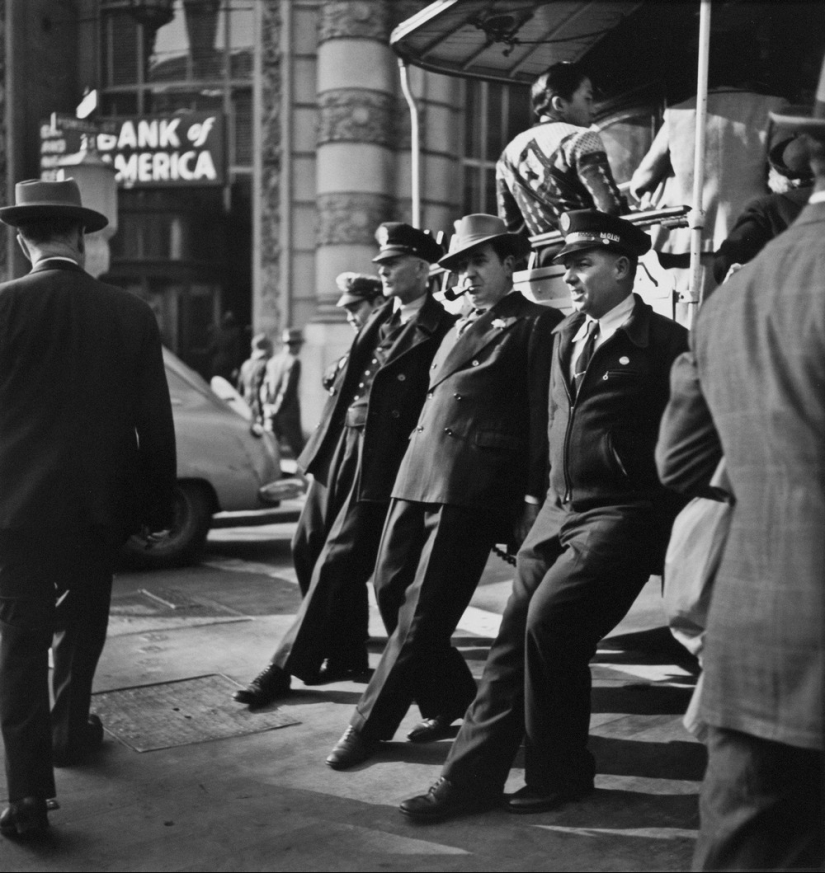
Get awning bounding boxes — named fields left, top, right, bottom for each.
left=390, top=0, right=644, bottom=85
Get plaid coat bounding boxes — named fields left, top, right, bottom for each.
left=657, top=202, right=825, bottom=751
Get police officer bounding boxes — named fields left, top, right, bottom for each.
left=400, top=210, right=688, bottom=821
left=232, top=224, right=454, bottom=705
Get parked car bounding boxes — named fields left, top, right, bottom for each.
left=121, top=348, right=304, bottom=569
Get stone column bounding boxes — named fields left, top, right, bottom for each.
left=302, top=0, right=397, bottom=426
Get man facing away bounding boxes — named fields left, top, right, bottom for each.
left=0, top=179, right=176, bottom=839
left=263, top=327, right=305, bottom=457
left=656, top=73, right=825, bottom=870
left=325, top=214, right=562, bottom=770
left=400, top=210, right=688, bottom=821
left=232, top=223, right=454, bottom=706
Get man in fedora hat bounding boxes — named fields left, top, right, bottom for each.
left=326, top=214, right=562, bottom=770
left=657, top=59, right=825, bottom=870
left=0, top=178, right=176, bottom=839
left=232, top=223, right=454, bottom=707
left=263, top=327, right=305, bottom=457
left=400, top=210, right=687, bottom=820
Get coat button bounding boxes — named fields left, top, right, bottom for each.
left=603, top=374, right=608, bottom=381
left=391, top=410, right=401, bottom=419
left=427, top=391, right=434, bottom=398
left=397, top=374, right=406, bottom=381
left=444, top=428, right=453, bottom=436
left=416, top=426, right=424, bottom=433
left=431, top=363, right=437, bottom=369
left=471, top=359, right=479, bottom=367
left=454, top=393, right=462, bottom=400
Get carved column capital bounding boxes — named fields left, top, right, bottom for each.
left=318, top=1, right=390, bottom=45
left=317, top=192, right=394, bottom=247
left=318, top=89, right=395, bottom=147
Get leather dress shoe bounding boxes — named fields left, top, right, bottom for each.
left=304, top=658, right=371, bottom=686
left=232, top=664, right=291, bottom=707
left=0, top=797, right=49, bottom=840
left=406, top=715, right=456, bottom=743
left=326, top=727, right=379, bottom=770
left=53, top=714, right=105, bottom=767
left=399, top=777, right=501, bottom=822
left=505, top=783, right=593, bottom=814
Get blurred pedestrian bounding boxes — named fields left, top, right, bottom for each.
left=263, top=328, right=305, bottom=457
left=231, top=224, right=454, bottom=707
left=209, top=310, right=243, bottom=381
left=0, top=179, right=176, bottom=840
left=656, top=63, right=825, bottom=871
left=236, top=332, right=272, bottom=424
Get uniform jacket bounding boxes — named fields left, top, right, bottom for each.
left=298, top=294, right=455, bottom=503
left=0, top=259, right=176, bottom=535
left=393, top=291, right=561, bottom=524
left=549, top=294, right=688, bottom=512
left=657, top=202, right=825, bottom=751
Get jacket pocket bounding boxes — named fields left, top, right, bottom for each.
left=607, top=431, right=629, bottom=478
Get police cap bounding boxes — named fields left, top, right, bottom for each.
left=553, top=210, right=651, bottom=262
left=372, top=222, right=443, bottom=264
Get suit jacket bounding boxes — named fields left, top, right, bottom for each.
left=657, top=202, right=825, bottom=751
left=393, top=291, right=560, bottom=525
left=549, top=294, right=688, bottom=513
left=0, top=259, right=176, bottom=535
left=298, top=294, right=455, bottom=503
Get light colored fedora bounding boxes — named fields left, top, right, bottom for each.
left=0, top=178, right=108, bottom=232
left=770, top=52, right=825, bottom=135
left=439, top=214, right=530, bottom=271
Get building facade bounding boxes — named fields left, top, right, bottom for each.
left=1, top=0, right=535, bottom=429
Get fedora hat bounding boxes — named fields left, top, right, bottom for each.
left=439, top=214, right=530, bottom=271
left=770, top=52, right=825, bottom=134
left=0, top=178, right=108, bottom=233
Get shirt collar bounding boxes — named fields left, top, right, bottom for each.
left=808, top=191, right=825, bottom=205
left=572, top=293, right=634, bottom=341
left=32, top=255, right=80, bottom=268
left=393, top=292, right=427, bottom=324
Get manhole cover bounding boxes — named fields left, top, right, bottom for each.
left=92, top=674, right=299, bottom=752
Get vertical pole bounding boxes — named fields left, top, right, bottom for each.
left=686, top=0, right=711, bottom=327
left=251, top=0, right=263, bottom=329
left=279, top=0, right=294, bottom=327
left=398, top=59, right=421, bottom=228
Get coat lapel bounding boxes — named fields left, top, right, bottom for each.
left=384, top=294, right=444, bottom=364
left=431, top=291, right=524, bottom=386
left=553, top=311, right=585, bottom=397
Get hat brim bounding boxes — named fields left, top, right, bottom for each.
left=438, top=233, right=530, bottom=271
left=551, top=239, right=636, bottom=262
left=0, top=203, right=108, bottom=233
left=372, top=247, right=429, bottom=264
left=337, top=292, right=380, bottom=307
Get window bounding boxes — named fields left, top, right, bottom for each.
left=462, top=80, right=532, bottom=214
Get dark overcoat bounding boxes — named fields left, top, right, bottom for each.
left=392, top=291, right=561, bottom=525
left=0, top=260, right=176, bottom=535
left=298, top=294, right=455, bottom=502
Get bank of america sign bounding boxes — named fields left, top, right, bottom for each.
left=41, top=112, right=225, bottom=188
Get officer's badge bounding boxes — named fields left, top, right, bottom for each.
left=375, top=225, right=390, bottom=246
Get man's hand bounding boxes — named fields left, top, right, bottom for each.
left=512, top=502, right=540, bottom=551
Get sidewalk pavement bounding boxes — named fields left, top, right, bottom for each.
left=1, top=519, right=704, bottom=872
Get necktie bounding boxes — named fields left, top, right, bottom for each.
left=379, top=311, right=402, bottom=343
left=456, top=308, right=482, bottom=337
left=572, top=320, right=599, bottom=399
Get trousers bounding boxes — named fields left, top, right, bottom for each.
left=693, top=726, right=824, bottom=871
left=0, top=528, right=115, bottom=801
left=351, top=500, right=501, bottom=740
left=272, top=426, right=387, bottom=680
left=443, top=499, right=660, bottom=792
